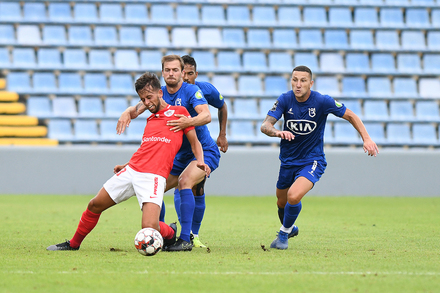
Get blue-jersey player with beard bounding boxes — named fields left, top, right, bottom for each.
left=261, top=65, right=379, bottom=250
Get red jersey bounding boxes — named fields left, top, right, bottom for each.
left=129, top=104, right=194, bottom=178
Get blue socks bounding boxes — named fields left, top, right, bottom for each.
left=179, top=189, right=194, bottom=242
left=173, top=189, right=181, bottom=224
left=192, top=194, right=205, bottom=235
left=278, top=207, right=284, bottom=224
left=283, top=202, right=302, bottom=230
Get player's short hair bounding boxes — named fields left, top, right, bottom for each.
left=161, top=55, right=184, bottom=71
left=135, top=72, right=161, bottom=93
left=292, top=65, right=313, bottom=79
left=181, top=55, right=197, bottom=71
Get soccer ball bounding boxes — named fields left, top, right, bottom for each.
left=134, top=228, right=163, bottom=256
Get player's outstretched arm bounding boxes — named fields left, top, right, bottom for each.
left=342, top=109, right=379, bottom=157
left=261, top=115, right=295, bottom=141
left=186, top=129, right=211, bottom=177
left=167, top=104, right=211, bottom=132
left=116, top=101, right=147, bottom=135
left=217, top=103, right=229, bottom=153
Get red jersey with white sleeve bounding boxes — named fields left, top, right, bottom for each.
left=128, top=104, right=194, bottom=178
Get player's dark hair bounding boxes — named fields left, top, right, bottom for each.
left=181, top=55, right=197, bottom=71
left=161, top=54, right=184, bottom=71
left=135, top=72, right=161, bottom=93
left=292, top=65, right=313, bottom=79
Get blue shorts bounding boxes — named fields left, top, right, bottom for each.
left=276, top=161, right=326, bottom=190
left=170, top=146, right=220, bottom=176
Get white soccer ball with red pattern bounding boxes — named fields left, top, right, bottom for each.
left=134, top=228, right=163, bottom=256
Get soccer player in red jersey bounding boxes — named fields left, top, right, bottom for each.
left=47, top=72, right=210, bottom=251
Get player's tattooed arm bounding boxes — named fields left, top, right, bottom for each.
left=261, top=115, right=295, bottom=141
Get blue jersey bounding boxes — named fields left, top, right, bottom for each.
left=162, top=82, right=217, bottom=157
left=195, top=81, right=225, bottom=109
left=267, top=90, right=346, bottom=167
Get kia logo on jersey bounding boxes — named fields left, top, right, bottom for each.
left=286, top=120, right=317, bottom=135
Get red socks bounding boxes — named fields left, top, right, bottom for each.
left=70, top=209, right=101, bottom=248
left=159, top=222, right=175, bottom=240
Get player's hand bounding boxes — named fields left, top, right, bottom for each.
left=167, top=114, right=192, bottom=132
left=363, top=138, right=379, bottom=157
left=277, top=131, right=295, bottom=141
left=116, top=111, right=131, bottom=135
left=197, top=162, right=211, bottom=177
left=114, top=164, right=126, bottom=174
left=217, top=135, right=229, bottom=153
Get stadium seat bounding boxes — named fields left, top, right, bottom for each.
left=89, top=49, right=113, bottom=69
left=397, top=54, right=421, bottom=73
left=376, top=30, right=400, bottom=50
left=299, top=29, right=323, bottom=48
left=419, top=78, right=440, bottom=98
left=333, top=122, right=361, bottom=144
left=259, top=99, right=278, bottom=118
left=74, top=119, right=99, bottom=141
left=354, top=8, right=379, bottom=27
left=341, top=100, right=362, bottom=118
left=367, top=77, right=392, bottom=97
left=423, top=54, right=440, bottom=74
left=401, top=31, right=426, bottom=50
left=389, top=101, right=414, bottom=121
left=198, top=28, right=223, bottom=48
left=17, top=25, right=41, bottom=45
left=105, top=97, right=128, bottom=118
left=176, top=5, right=200, bottom=25
left=329, top=7, right=352, bottom=26
left=412, top=0, right=435, bottom=4
left=238, top=75, right=263, bottom=96
left=268, top=52, right=292, bottom=73
left=84, top=73, right=107, bottom=94
left=0, top=25, right=15, bottom=45
left=415, top=101, right=440, bottom=122
left=78, top=97, right=104, bottom=118
left=43, top=26, right=67, bottom=45
left=413, top=124, right=438, bottom=145
left=33, top=72, right=57, bottom=93
left=48, top=3, right=72, bottom=22
left=0, top=48, right=10, bottom=67
left=264, top=76, right=288, bottom=96
left=217, top=51, right=242, bottom=72
left=320, top=53, right=344, bottom=73
left=273, top=29, right=297, bottom=49
left=315, top=76, right=340, bottom=97
left=196, top=75, right=210, bottom=83
left=303, top=7, right=327, bottom=26
left=386, top=123, right=412, bottom=145
left=119, top=27, right=144, bottom=46
left=393, top=77, right=418, bottom=98
left=100, top=4, right=123, bottom=23
left=150, top=4, right=174, bottom=24
left=7, top=72, right=31, bottom=92
left=94, top=26, right=117, bottom=46
left=212, top=75, right=237, bottom=96
left=74, top=3, right=98, bottom=23
left=294, top=52, right=318, bottom=72
left=346, top=53, right=370, bottom=73
left=27, top=97, right=52, bottom=118
left=432, top=9, right=440, bottom=27
left=226, top=6, right=250, bottom=25
left=58, top=73, right=82, bottom=93
left=323, top=122, right=333, bottom=143
left=201, top=5, right=225, bottom=25
left=0, top=2, right=21, bottom=21
left=139, top=51, right=162, bottom=72
left=252, top=6, right=276, bottom=25
left=207, top=119, right=219, bottom=139
left=223, top=28, right=245, bottom=47
left=232, top=99, right=259, bottom=119
left=364, top=100, right=389, bottom=121
left=172, top=27, right=197, bottom=47
left=145, top=27, right=170, bottom=48
left=101, top=119, right=124, bottom=141
left=380, top=8, right=404, bottom=27
left=243, top=52, right=267, bottom=72
left=406, top=8, right=430, bottom=27
left=364, top=122, right=386, bottom=144
left=324, top=30, right=348, bottom=49
left=229, top=121, right=256, bottom=143
left=124, top=4, right=148, bottom=23
left=63, top=49, right=87, bottom=69
left=48, top=119, right=74, bottom=141
left=68, top=26, right=92, bottom=45
left=114, top=50, right=139, bottom=70
left=247, top=29, right=271, bottom=48
left=278, top=7, right=301, bottom=26
left=191, top=51, right=215, bottom=72
left=342, top=77, right=367, bottom=97
left=125, top=120, right=146, bottom=141
left=427, top=31, right=440, bottom=50
left=12, top=48, right=36, bottom=69
left=110, top=74, right=133, bottom=95
left=23, top=3, right=46, bottom=21
left=371, top=53, right=395, bottom=73
left=52, top=97, right=77, bottom=118
left=350, top=30, right=374, bottom=49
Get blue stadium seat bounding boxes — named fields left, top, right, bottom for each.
left=226, top=6, right=249, bottom=25
left=191, top=51, right=215, bottom=72
left=0, top=25, right=15, bottom=45
left=198, top=28, right=223, bottom=48
left=229, top=121, right=256, bottom=143
left=48, top=119, right=74, bottom=141
left=232, top=99, right=259, bottom=119
left=346, top=53, right=370, bottom=73
left=23, top=3, right=46, bottom=21
left=89, top=49, right=113, bottom=69
left=264, top=76, right=288, bottom=96
left=303, top=7, right=327, bottom=26
left=119, top=27, right=144, bottom=46
left=419, top=78, right=440, bottom=98
left=100, top=119, right=124, bottom=141
left=124, top=4, right=148, bottom=23
left=52, top=97, right=77, bottom=118
left=223, top=28, right=245, bottom=48
left=140, top=50, right=163, bottom=71
left=367, top=77, right=392, bottom=97
left=100, top=4, right=123, bottom=23
left=12, top=48, right=36, bottom=68
left=354, top=8, right=379, bottom=27
left=432, top=9, right=440, bottom=27
left=196, top=75, right=210, bottom=83
left=176, top=5, right=200, bottom=25
left=207, top=119, right=219, bottom=139
left=389, top=101, right=414, bottom=121
left=413, top=0, right=435, bottom=5
left=145, top=27, right=170, bottom=47
left=364, top=123, right=386, bottom=145
left=172, top=27, right=197, bottom=47
left=427, top=31, right=440, bottom=50
left=268, top=52, right=292, bottom=73
left=364, top=100, right=389, bottom=121
left=314, top=76, right=340, bottom=96
left=380, top=8, right=404, bottom=27
left=110, top=74, right=133, bottom=94
left=17, top=25, right=41, bottom=45
left=324, top=30, right=348, bottom=49
left=69, top=26, right=92, bottom=45
left=423, top=54, right=440, bottom=74
left=74, top=3, right=98, bottom=22
left=114, top=50, right=139, bottom=70
left=342, top=77, right=367, bottom=97
left=350, top=30, right=374, bottom=49
left=125, top=120, right=146, bottom=141
left=259, top=99, right=278, bottom=118
left=385, top=0, right=409, bottom=4
left=273, top=29, right=297, bottom=49
left=7, top=72, right=31, bottom=92
left=386, top=123, right=412, bottom=145
left=78, top=97, right=104, bottom=118
left=359, top=0, right=386, bottom=4
left=341, top=100, right=362, bottom=118
left=151, top=4, right=174, bottom=24
left=320, top=53, right=344, bottom=73
left=371, top=53, right=395, bottom=73
left=247, top=29, right=271, bottom=48
left=238, top=75, right=263, bottom=96
left=43, top=26, right=66, bottom=45
left=58, top=73, right=82, bottom=93
left=105, top=97, right=128, bottom=118
left=397, top=54, right=421, bottom=73
left=253, top=6, right=276, bottom=25
left=413, top=124, right=438, bottom=145
left=294, top=52, right=318, bottom=72
left=401, top=31, right=426, bottom=50
left=33, top=72, right=57, bottom=93
left=333, top=122, right=361, bottom=144
left=0, top=2, right=21, bottom=21
left=94, top=26, right=117, bottom=46
left=406, top=8, right=430, bottom=27
left=201, top=5, right=225, bottom=25
left=74, top=119, right=99, bottom=141
left=212, top=75, right=237, bottom=96
left=415, top=101, right=440, bottom=122
left=27, top=97, right=52, bottom=118
left=63, top=49, right=87, bottom=69
left=243, top=52, right=267, bottom=72
left=217, top=51, right=242, bottom=72
left=376, top=30, right=400, bottom=50
left=130, top=99, right=149, bottom=119
left=0, top=48, right=10, bottom=67
left=329, top=7, right=352, bottom=26
left=278, top=7, right=301, bottom=26
left=299, top=29, right=323, bottom=48
left=48, top=3, right=72, bottom=22
left=84, top=73, right=107, bottom=94
left=393, top=77, right=418, bottom=98
left=323, top=122, right=333, bottom=143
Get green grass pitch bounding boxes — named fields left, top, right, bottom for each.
left=1, top=195, right=439, bottom=293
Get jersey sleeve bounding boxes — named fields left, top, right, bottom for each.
left=197, top=81, right=225, bottom=109
left=187, top=84, right=208, bottom=109
left=323, top=95, right=346, bottom=118
left=266, top=94, right=286, bottom=121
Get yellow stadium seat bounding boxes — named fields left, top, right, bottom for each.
left=0, top=91, right=19, bottom=102
left=0, top=126, right=47, bottom=137
left=0, top=103, right=26, bottom=114
left=0, top=115, right=38, bottom=126
left=0, top=79, right=5, bottom=90
left=0, top=138, right=58, bottom=146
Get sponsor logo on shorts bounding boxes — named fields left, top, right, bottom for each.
left=142, top=136, right=171, bottom=143
left=154, top=177, right=158, bottom=196
left=116, top=167, right=127, bottom=176
left=308, top=160, right=318, bottom=177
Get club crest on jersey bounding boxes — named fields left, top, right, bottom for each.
left=175, top=98, right=182, bottom=106
left=308, top=108, right=316, bottom=117
left=286, top=119, right=317, bottom=135
left=164, top=109, right=175, bottom=117
left=195, top=90, right=203, bottom=99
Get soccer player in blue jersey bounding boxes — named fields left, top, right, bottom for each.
left=117, top=55, right=221, bottom=251
left=261, top=66, right=379, bottom=250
